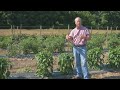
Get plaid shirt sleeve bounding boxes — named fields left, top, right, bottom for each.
left=69, top=30, right=74, bottom=37
left=86, top=29, right=90, bottom=36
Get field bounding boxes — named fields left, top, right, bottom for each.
left=8, top=55, right=120, bottom=79
left=0, top=29, right=120, bottom=79
left=0, top=29, right=120, bottom=36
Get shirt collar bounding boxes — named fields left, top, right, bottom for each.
left=76, top=25, right=83, bottom=30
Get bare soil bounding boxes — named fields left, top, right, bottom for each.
left=8, top=56, right=120, bottom=79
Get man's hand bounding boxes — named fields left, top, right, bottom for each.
left=66, top=35, right=73, bottom=40
left=66, top=34, right=70, bottom=40
left=80, top=34, right=86, bottom=39
left=66, top=35, right=73, bottom=44
left=80, top=34, right=91, bottom=40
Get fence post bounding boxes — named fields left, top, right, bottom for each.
left=107, top=26, right=109, bottom=30
left=98, top=26, right=99, bottom=30
left=17, top=26, right=18, bottom=29
left=20, top=24, right=22, bottom=35
left=17, top=26, right=19, bottom=35
left=106, top=26, right=108, bottom=48
left=11, top=25, right=13, bottom=36
left=52, top=25, right=54, bottom=29
left=39, top=25, right=42, bottom=35
left=91, top=27, right=92, bottom=30
left=110, top=26, right=112, bottom=33
left=68, top=24, right=70, bottom=30
left=40, top=25, right=42, bottom=29
left=13, top=25, right=15, bottom=36
left=116, top=26, right=118, bottom=32
left=90, top=27, right=92, bottom=34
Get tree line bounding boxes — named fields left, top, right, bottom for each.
left=0, top=11, right=120, bottom=29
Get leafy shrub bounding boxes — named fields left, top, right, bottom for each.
left=7, top=43, right=21, bottom=57
left=0, top=58, right=11, bottom=79
left=35, top=51, right=53, bottom=78
left=0, top=36, right=12, bottom=49
left=108, top=38, right=120, bottom=49
left=44, top=35, right=65, bottom=53
left=108, top=47, right=120, bottom=69
left=87, top=47, right=104, bottom=70
left=58, top=53, right=74, bottom=75
left=19, top=37, right=39, bottom=54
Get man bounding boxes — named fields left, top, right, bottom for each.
left=66, top=17, right=91, bottom=79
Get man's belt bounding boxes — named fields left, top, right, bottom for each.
left=74, top=44, right=86, bottom=47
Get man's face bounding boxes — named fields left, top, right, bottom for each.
left=75, top=18, right=81, bottom=27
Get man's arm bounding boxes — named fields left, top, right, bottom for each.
left=66, top=29, right=74, bottom=44
left=86, top=34, right=91, bottom=40
left=80, top=29, right=91, bottom=40
left=80, top=34, right=91, bottom=40
left=66, top=34, right=73, bottom=44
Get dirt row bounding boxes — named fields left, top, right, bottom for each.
left=8, top=57, right=120, bottom=79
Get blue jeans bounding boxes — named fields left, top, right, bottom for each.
left=73, top=46, right=89, bottom=79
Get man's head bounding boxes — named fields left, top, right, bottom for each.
left=75, top=17, right=82, bottom=28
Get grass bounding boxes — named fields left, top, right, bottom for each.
left=0, top=29, right=120, bottom=36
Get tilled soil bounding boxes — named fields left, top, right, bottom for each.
left=8, top=57, right=120, bottom=79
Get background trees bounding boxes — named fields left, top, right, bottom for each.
left=0, top=11, right=120, bottom=29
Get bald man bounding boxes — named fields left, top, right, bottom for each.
left=66, top=17, right=91, bottom=79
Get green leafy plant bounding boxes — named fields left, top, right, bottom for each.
left=108, top=38, right=120, bottom=49
left=87, top=34, right=105, bottom=50
left=19, top=37, right=39, bottom=54
left=7, top=43, right=21, bottom=57
left=108, top=47, right=120, bottom=69
left=0, top=36, right=12, bottom=49
left=35, top=50, right=53, bottom=78
left=58, top=53, right=74, bottom=75
left=87, top=47, right=104, bottom=70
left=44, top=35, right=65, bottom=53
left=0, top=58, right=12, bottom=79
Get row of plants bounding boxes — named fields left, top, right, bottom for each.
left=34, top=33, right=119, bottom=78
left=108, top=47, right=120, bottom=69
left=0, top=34, right=66, bottom=57
left=35, top=51, right=74, bottom=78
left=87, top=47, right=104, bottom=70
left=0, top=51, right=74, bottom=79
left=35, top=34, right=120, bottom=78
left=107, top=33, right=120, bottom=49
left=0, top=33, right=119, bottom=79
left=87, top=33, right=120, bottom=70
left=87, top=34, right=106, bottom=70
left=1, top=47, right=119, bottom=79
left=107, top=33, right=120, bottom=69
left=87, top=34, right=106, bottom=50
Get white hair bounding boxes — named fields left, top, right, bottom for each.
left=75, top=17, right=81, bottom=22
